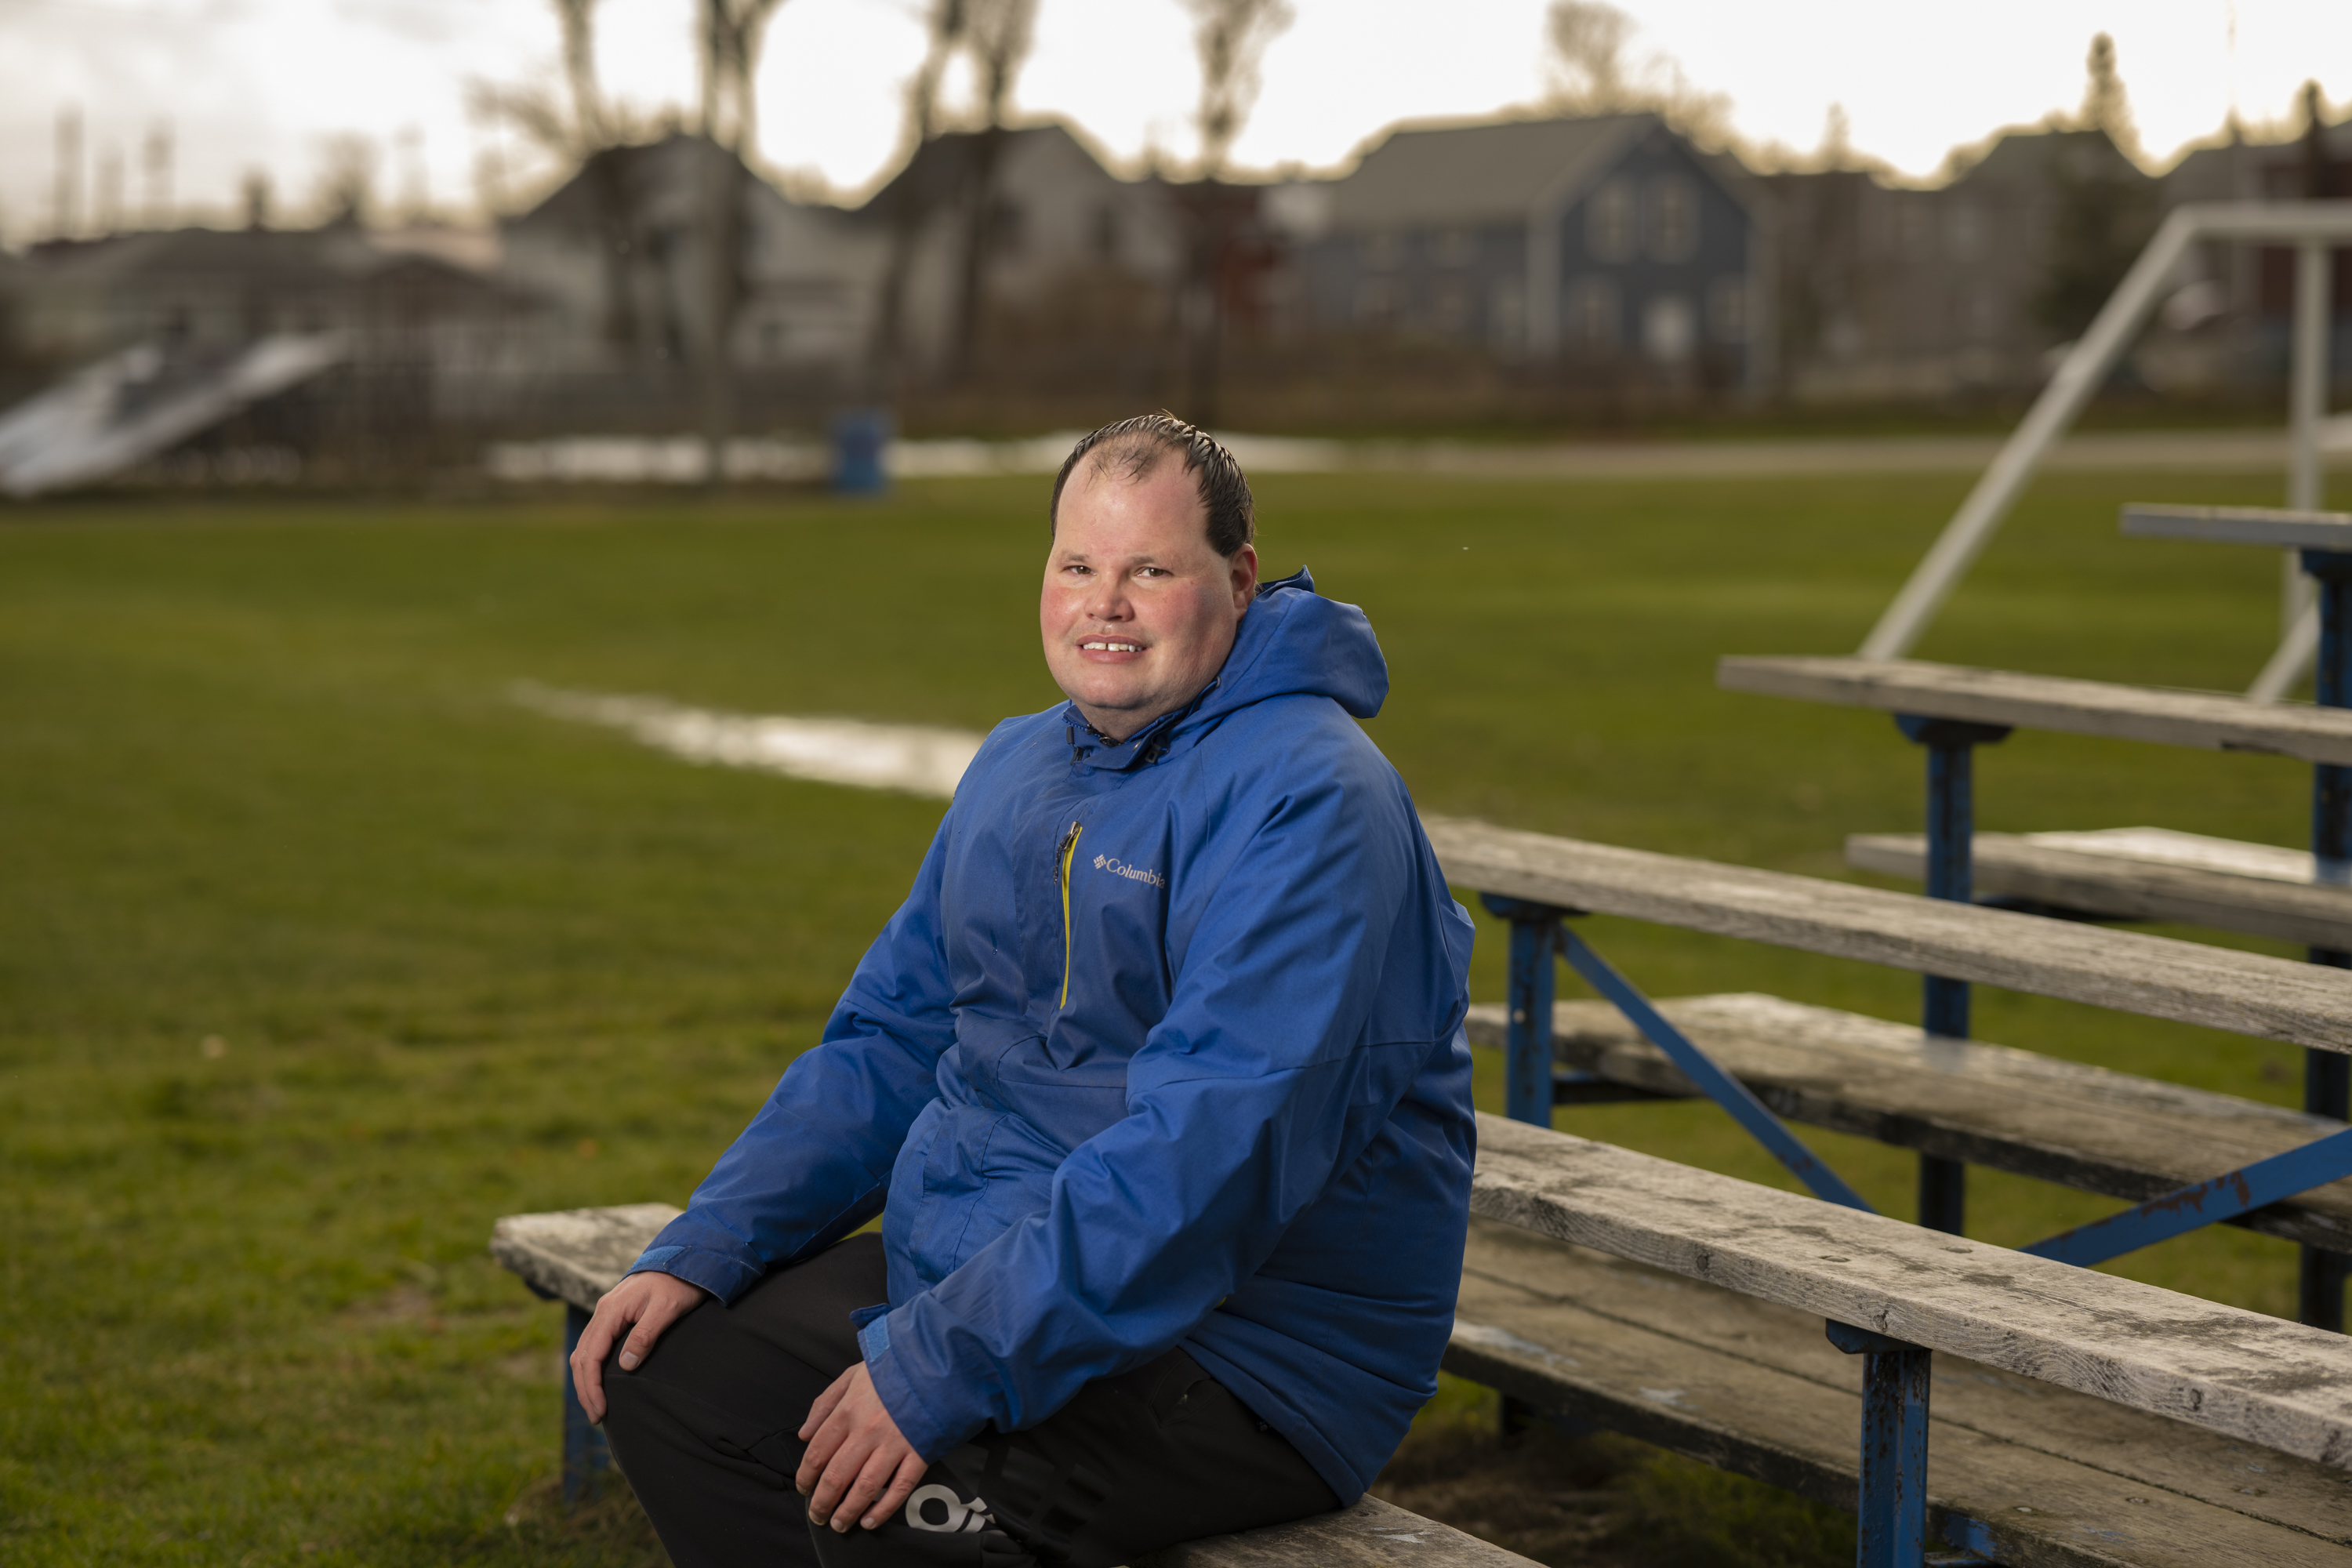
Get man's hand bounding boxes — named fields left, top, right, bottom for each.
left=568, top=1270, right=709, bottom=1424
left=797, top=1363, right=929, bottom=1533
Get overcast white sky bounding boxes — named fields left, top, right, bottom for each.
left=3, top=0, right=2347, bottom=243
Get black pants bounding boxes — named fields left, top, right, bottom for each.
left=602, top=1235, right=1339, bottom=1568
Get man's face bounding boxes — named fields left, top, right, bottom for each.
left=1041, top=455, right=1258, bottom=742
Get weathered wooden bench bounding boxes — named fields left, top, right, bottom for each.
left=489, top=1206, right=1541, bottom=1566
left=1846, top=827, right=2352, bottom=949
left=1463, top=991, right=2352, bottom=1256
left=1428, top=811, right=2352, bottom=1283
left=1714, top=655, right=2352, bottom=764
left=1457, top=1112, right=2352, bottom=1566
left=1426, top=816, right=2352, bottom=1051
left=1429, top=809, right=2352, bottom=1562
left=1720, top=637, right=2352, bottom=1322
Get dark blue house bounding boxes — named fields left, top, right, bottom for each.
left=1276, top=113, right=1761, bottom=386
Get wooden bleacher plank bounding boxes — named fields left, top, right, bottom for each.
left=490, top=1207, right=1542, bottom=1567
left=1844, top=830, right=2352, bottom=949
left=1465, top=993, right=2352, bottom=1254
left=1471, top=1111, right=2352, bottom=1466
left=1425, top=815, right=2352, bottom=1053
left=2024, top=828, right=2315, bottom=883
left=490, top=1203, right=681, bottom=1312
left=1715, top=655, right=2352, bottom=766
left=1134, top=1494, right=1541, bottom=1567
left=2123, top=503, right=2352, bottom=553
left=1453, top=1218, right=2352, bottom=1564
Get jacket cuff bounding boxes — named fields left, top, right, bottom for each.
left=862, top=1307, right=980, bottom=1462
left=624, top=1243, right=763, bottom=1304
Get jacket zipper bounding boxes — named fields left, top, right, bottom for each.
left=1056, top=819, right=1083, bottom=1007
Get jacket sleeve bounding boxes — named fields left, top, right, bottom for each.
left=626, top=814, right=960, bottom=1303
left=858, top=767, right=1461, bottom=1458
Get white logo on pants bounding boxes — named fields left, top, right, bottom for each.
left=905, top=1483, right=995, bottom=1534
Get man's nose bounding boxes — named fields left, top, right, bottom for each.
left=1081, top=576, right=1131, bottom=621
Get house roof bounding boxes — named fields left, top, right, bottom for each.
left=1323, top=114, right=1658, bottom=232
left=855, top=123, right=1116, bottom=227
left=1951, top=126, right=2149, bottom=190
left=506, top=134, right=759, bottom=238
left=15, top=224, right=523, bottom=321
left=2165, top=118, right=2352, bottom=200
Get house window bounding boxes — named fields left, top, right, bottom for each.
left=1566, top=274, right=1621, bottom=347
left=1706, top=277, right=1748, bottom=343
left=1364, top=232, right=1403, bottom=270
left=1585, top=180, right=1636, bottom=263
left=1356, top=275, right=1402, bottom=326
left=1647, top=176, right=1698, bottom=263
left=1642, top=293, right=1697, bottom=363
left=1437, top=228, right=1477, bottom=267
left=1092, top=206, right=1120, bottom=260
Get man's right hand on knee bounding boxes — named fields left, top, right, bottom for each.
left=570, top=1270, right=709, bottom=1424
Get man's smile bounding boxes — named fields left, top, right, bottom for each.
left=1079, top=639, right=1146, bottom=655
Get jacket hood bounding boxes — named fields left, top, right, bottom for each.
left=1061, top=568, right=1389, bottom=772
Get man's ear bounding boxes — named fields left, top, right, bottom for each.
left=1229, top=543, right=1259, bottom=611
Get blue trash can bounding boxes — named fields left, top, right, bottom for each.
left=831, top=409, right=891, bottom=495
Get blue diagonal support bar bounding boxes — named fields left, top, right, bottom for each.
left=2024, top=1124, right=2352, bottom=1269
left=1555, top=925, right=1875, bottom=1214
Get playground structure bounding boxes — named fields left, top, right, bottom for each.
left=1860, top=200, right=2352, bottom=698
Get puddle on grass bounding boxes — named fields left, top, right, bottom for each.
left=514, top=684, right=983, bottom=800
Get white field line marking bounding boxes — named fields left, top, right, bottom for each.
left=513, top=684, right=983, bottom=800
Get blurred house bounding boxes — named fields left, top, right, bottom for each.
left=1759, top=127, right=2155, bottom=402
left=1269, top=114, right=1763, bottom=390
left=2151, top=116, right=2352, bottom=394
left=0, top=222, right=528, bottom=481
left=499, top=132, right=881, bottom=416
left=852, top=122, right=1187, bottom=377
left=9, top=221, right=519, bottom=383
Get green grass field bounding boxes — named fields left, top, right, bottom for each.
left=0, top=466, right=2325, bottom=1565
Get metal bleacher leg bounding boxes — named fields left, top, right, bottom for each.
left=1896, top=716, right=2012, bottom=1236
left=2303, top=553, right=2352, bottom=1332
left=1480, top=894, right=1568, bottom=1441
left=561, top=1303, right=613, bottom=1505
left=1480, top=895, right=1566, bottom=1128
left=1827, top=1321, right=1932, bottom=1568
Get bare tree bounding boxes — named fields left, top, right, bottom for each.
left=1541, top=0, right=1732, bottom=143
left=691, top=0, right=789, bottom=481
left=701, top=0, right=789, bottom=154
left=2078, top=32, right=2141, bottom=159
left=1178, top=0, right=1293, bottom=426
left=1188, top=0, right=1292, bottom=179
left=555, top=0, right=605, bottom=148
left=468, top=2, right=659, bottom=359
left=945, top=0, right=1036, bottom=382
left=868, top=0, right=971, bottom=392
left=2303, top=81, right=2336, bottom=201
left=312, top=133, right=380, bottom=227
left=1544, top=0, right=1631, bottom=111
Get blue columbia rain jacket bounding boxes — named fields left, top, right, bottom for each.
left=629, top=568, right=1477, bottom=1502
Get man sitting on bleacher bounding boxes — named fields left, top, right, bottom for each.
left=569, top=413, right=1478, bottom=1568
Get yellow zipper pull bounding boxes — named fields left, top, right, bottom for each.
left=1057, top=820, right=1083, bottom=1007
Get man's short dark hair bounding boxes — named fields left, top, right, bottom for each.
left=1049, top=412, right=1255, bottom=558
